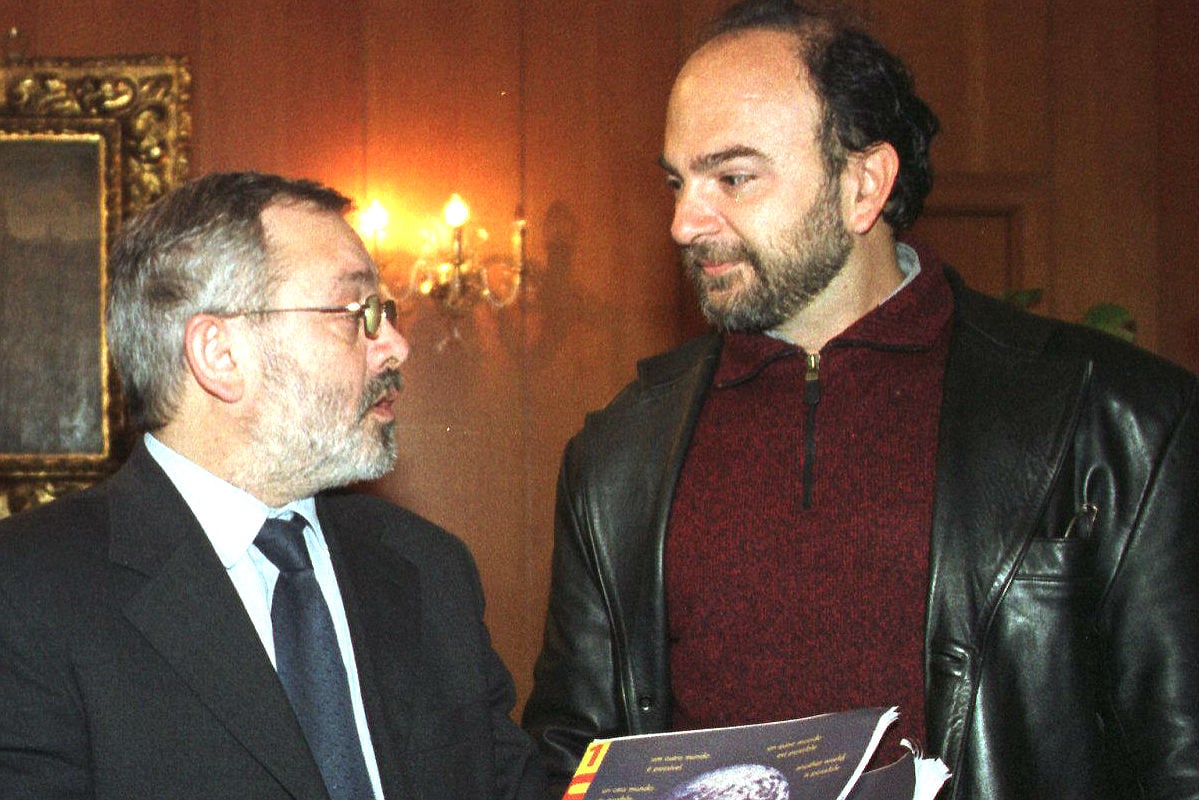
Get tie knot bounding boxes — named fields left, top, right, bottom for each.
left=255, top=513, right=312, bottom=573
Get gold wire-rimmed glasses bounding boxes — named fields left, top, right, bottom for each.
left=220, top=294, right=398, bottom=339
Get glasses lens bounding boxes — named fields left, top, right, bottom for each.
left=361, top=295, right=381, bottom=338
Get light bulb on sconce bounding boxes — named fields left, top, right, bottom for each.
left=360, top=194, right=525, bottom=316
left=5, top=27, right=28, bottom=63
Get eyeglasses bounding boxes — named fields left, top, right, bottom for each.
left=223, top=294, right=398, bottom=339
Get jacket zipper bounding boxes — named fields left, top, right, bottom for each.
left=802, top=351, right=820, bottom=509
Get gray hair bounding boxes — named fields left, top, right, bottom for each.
left=106, top=171, right=351, bottom=430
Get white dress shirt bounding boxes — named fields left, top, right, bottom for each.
left=144, top=433, right=384, bottom=799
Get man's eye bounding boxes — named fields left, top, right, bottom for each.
left=664, top=175, right=683, bottom=194
left=721, top=173, right=753, bottom=189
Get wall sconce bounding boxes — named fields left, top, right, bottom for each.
left=360, top=195, right=525, bottom=316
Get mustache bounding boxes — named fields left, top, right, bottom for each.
left=681, top=240, right=755, bottom=272
left=358, top=368, right=404, bottom=418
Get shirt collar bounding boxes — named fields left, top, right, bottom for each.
left=143, top=433, right=319, bottom=567
left=890, top=241, right=922, bottom=297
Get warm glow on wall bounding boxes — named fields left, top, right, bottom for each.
left=358, top=199, right=390, bottom=242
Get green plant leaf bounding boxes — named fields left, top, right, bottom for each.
left=1081, top=303, right=1136, bottom=342
left=1001, top=288, right=1043, bottom=309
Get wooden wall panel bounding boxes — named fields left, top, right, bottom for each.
left=912, top=174, right=1053, bottom=298
left=873, top=0, right=1196, bottom=370
left=3, top=0, right=196, bottom=57
left=1156, top=0, right=1199, bottom=369
left=875, top=0, right=1052, bottom=176
left=1051, top=0, right=1160, bottom=341
left=879, top=1, right=1055, bottom=307
left=516, top=0, right=684, bottom=702
left=354, top=0, right=531, bottom=703
left=194, top=0, right=367, bottom=184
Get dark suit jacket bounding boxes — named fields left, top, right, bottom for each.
left=0, top=443, right=545, bottom=800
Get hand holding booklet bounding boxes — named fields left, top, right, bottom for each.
left=562, top=706, right=949, bottom=800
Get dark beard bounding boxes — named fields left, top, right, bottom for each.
left=682, top=180, right=852, bottom=333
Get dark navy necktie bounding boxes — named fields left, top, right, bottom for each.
left=255, top=514, right=374, bottom=800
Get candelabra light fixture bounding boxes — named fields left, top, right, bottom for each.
left=360, top=195, right=525, bottom=316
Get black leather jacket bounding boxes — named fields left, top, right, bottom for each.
left=523, top=270, right=1199, bottom=799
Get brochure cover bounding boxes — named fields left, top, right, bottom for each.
left=562, top=706, right=949, bottom=800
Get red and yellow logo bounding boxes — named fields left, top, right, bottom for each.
left=563, top=740, right=611, bottom=798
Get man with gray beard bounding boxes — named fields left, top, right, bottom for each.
left=523, top=2, right=1199, bottom=799
left=0, top=172, right=545, bottom=800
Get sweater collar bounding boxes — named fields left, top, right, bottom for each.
left=714, top=245, right=954, bottom=387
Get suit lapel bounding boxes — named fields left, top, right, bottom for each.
left=108, top=445, right=329, bottom=799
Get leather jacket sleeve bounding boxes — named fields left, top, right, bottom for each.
left=1107, top=382, right=1199, bottom=798
left=521, top=442, right=626, bottom=796
left=521, top=337, right=718, bottom=797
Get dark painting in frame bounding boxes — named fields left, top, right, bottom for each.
left=0, top=56, right=191, bottom=517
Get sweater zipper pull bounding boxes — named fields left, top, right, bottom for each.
left=802, top=352, right=820, bottom=509
left=804, top=352, right=821, bottom=404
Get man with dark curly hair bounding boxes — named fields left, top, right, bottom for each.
left=522, top=2, right=1199, bottom=798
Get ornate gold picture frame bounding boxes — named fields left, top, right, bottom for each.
left=0, top=56, right=191, bottom=517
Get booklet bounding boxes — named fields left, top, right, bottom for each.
left=562, top=706, right=949, bottom=800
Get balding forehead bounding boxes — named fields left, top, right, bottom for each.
left=667, top=28, right=820, bottom=135
left=664, top=25, right=826, bottom=181
left=679, top=28, right=808, bottom=90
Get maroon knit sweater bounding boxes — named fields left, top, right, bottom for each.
left=666, top=259, right=954, bottom=760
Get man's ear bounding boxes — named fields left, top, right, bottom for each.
left=842, top=142, right=899, bottom=235
left=182, top=314, right=245, bottom=404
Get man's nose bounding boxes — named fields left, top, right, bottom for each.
left=372, top=317, right=410, bottom=366
left=670, top=186, right=722, bottom=245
